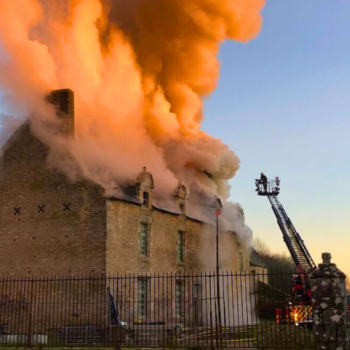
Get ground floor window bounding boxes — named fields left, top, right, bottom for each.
left=193, top=283, right=203, bottom=326
left=137, top=278, right=148, bottom=319
left=176, top=281, right=184, bottom=318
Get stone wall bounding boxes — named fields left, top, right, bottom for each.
left=106, top=198, right=204, bottom=275
left=106, top=198, right=247, bottom=275
left=0, top=96, right=106, bottom=276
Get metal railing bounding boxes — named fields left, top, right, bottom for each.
left=0, top=271, right=314, bottom=348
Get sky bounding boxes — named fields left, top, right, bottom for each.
left=203, top=0, right=350, bottom=277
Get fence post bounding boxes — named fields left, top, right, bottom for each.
left=27, top=278, right=34, bottom=348
left=107, top=287, right=112, bottom=346
left=310, top=252, right=349, bottom=350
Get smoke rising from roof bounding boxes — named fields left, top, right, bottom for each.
left=0, top=0, right=265, bottom=238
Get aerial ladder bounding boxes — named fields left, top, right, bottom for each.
left=255, top=174, right=316, bottom=326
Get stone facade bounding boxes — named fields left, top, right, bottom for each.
left=0, top=120, right=106, bottom=275
left=0, top=89, right=248, bottom=277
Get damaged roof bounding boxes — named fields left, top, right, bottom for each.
left=250, top=248, right=268, bottom=268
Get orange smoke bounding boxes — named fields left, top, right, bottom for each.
left=0, top=0, right=265, bottom=204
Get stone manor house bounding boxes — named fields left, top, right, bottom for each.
left=0, top=89, right=263, bottom=278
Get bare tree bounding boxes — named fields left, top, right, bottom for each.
left=252, top=236, right=295, bottom=272
left=252, top=237, right=296, bottom=294
left=252, top=236, right=270, bottom=255
left=346, top=275, right=350, bottom=294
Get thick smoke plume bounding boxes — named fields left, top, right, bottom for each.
left=0, top=0, right=264, bottom=238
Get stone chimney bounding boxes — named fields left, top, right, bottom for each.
left=47, top=89, right=75, bottom=136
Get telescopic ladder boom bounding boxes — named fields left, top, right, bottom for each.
left=255, top=176, right=316, bottom=274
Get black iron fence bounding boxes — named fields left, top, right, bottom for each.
left=0, top=271, right=314, bottom=348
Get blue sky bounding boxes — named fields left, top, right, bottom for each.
left=204, top=0, right=350, bottom=276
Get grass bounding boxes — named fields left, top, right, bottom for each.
left=255, top=323, right=315, bottom=349
left=0, top=324, right=317, bottom=350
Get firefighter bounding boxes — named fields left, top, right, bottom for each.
left=275, top=177, right=280, bottom=186
left=260, top=172, right=268, bottom=192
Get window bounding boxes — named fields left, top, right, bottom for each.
left=239, top=252, right=244, bottom=272
left=143, top=192, right=149, bottom=207
left=193, top=283, right=201, bottom=302
left=193, top=283, right=202, bottom=326
left=140, top=223, right=149, bottom=257
left=137, top=279, right=148, bottom=318
left=177, top=231, right=185, bottom=263
left=176, top=281, right=184, bottom=318
left=179, top=202, right=185, bottom=213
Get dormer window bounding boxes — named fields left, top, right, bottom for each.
left=143, top=192, right=150, bottom=207
left=136, top=167, right=154, bottom=207
left=173, top=182, right=188, bottom=216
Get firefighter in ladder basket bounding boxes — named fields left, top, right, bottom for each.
left=260, top=172, right=268, bottom=192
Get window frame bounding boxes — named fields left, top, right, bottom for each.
left=137, top=278, right=148, bottom=319
left=193, top=282, right=202, bottom=326
left=179, top=202, right=185, bottom=214
left=177, top=231, right=185, bottom=263
left=175, top=280, right=184, bottom=319
left=140, top=222, right=150, bottom=257
left=143, top=191, right=150, bottom=207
